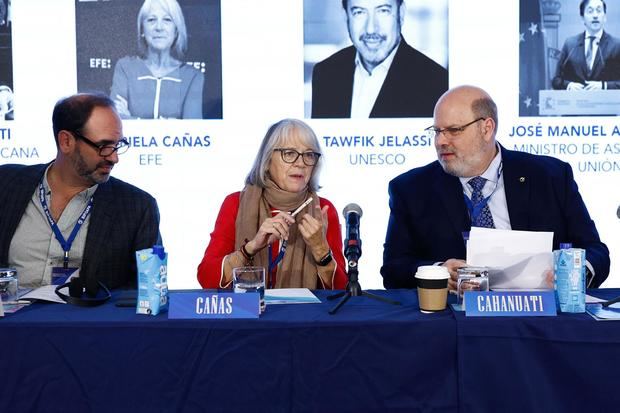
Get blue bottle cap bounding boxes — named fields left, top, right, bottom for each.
left=560, top=243, right=572, bottom=249
left=152, top=245, right=166, bottom=259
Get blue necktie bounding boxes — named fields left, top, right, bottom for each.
left=468, top=176, right=495, bottom=228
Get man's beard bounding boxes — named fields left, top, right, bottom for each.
left=71, top=147, right=113, bottom=185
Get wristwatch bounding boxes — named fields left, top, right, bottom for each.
left=316, top=250, right=333, bottom=266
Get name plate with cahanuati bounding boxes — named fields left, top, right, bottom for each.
left=465, top=291, right=556, bottom=317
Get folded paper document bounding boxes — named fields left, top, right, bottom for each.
left=467, top=228, right=553, bottom=289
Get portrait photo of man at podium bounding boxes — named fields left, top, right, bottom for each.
left=381, top=85, right=610, bottom=291
left=552, top=0, right=620, bottom=91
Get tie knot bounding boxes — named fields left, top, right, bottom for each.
left=468, top=176, right=487, bottom=192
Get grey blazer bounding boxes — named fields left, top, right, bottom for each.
left=0, top=163, right=161, bottom=294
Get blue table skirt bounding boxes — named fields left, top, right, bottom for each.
left=455, top=288, right=620, bottom=413
left=1, top=289, right=458, bottom=413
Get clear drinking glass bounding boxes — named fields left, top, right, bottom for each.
left=0, top=268, right=18, bottom=304
left=457, top=267, right=490, bottom=306
left=232, top=266, right=266, bottom=313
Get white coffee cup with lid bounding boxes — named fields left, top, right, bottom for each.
left=415, top=266, right=449, bottom=313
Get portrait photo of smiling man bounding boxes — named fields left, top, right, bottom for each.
left=307, top=0, right=448, bottom=119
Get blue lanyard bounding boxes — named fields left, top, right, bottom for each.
left=463, top=162, right=503, bottom=226
left=38, top=183, right=93, bottom=268
left=268, top=240, right=287, bottom=287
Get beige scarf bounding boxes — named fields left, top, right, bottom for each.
left=235, top=180, right=321, bottom=289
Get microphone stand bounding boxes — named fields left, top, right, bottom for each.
left=327, top=250, right=401, bottom=315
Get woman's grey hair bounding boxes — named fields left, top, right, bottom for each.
left=137, top=0, right=188, bottom=60
left=246, top=119, right=323, bottom=192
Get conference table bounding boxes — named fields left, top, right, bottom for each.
left=2, top=289, right=620, bottom=413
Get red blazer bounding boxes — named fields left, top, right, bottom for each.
left=197, top=192, right=348, bottom=289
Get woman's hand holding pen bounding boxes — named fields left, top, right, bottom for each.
left=245, top=212, right=295, bottom=255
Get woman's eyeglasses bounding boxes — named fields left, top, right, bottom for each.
left=274, top=148, right=321, bottom=166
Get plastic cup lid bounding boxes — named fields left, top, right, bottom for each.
left=414, top=265, right=449, bottom=280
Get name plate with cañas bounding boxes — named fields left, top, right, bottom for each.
left=168, top=291, right=259, bottom=319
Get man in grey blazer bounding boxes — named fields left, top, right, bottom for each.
left=0, top=93, right=160, bottom=295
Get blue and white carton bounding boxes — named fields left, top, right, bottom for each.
left=136, top=245, right=168, bottom=315
left=553, top=243, right=585, bottom=313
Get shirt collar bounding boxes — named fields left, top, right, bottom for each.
left=43, top=163, right=99, bottom=200
left=459, top=144, right=503, bottom=186
left=585, top=30, right=603, bottom=42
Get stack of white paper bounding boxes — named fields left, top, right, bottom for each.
left=467, top=227, right=553, bottom=289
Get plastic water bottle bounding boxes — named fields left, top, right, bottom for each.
left=553, top=243, right=585, bottom=313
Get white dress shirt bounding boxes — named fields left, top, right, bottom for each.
left=459, top=147, right=511, bottom=230
left=350, top=43, right=399, bottom=118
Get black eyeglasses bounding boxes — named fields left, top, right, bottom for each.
left=72, top=131, right=129, bottom=157
left=425, top=117, right=486, bottom=138
left=274, top=148, right=321, bottom=166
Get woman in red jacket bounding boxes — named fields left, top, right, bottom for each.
left=197, top=119, right=348, bottom=290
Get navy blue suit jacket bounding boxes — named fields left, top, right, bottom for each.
left=311, top=38, right=448, bottom=118
left=0, top=163, right=161, bottom=294
left=552, top=31, right=620, bottom=89
left=381, top=147, right=610, bottom=289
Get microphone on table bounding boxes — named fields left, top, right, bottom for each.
left=343, top=203, right=363, bottom=267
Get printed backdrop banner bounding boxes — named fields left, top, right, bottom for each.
left=0, top=0, right=618, bottom=290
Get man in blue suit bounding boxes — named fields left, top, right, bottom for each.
left=0, top=93, right=161, bottom=295
left=381, top=85, right=609, bottom=290
left=552, top=0, right=620, bottom=90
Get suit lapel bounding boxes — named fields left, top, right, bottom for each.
left=338, top=47, right=356, bottom=117
left=371, top=39, right=404, bottom=117
left=576, top=39, right=589, bottom=79
left=0, top=164, right=47, bottom=262
left=590, top=32, right=607, bottom=78
left=501, top=147, right=530, bottom=230
left=83, top=182, right=115, bottom=273
left=433, top=166, right=469, bottom=236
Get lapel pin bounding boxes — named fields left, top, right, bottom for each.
left=519, top=177, right=526, bottom=183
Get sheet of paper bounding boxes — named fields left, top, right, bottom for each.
left=264, top=288, right=321, bottom=304
left=467, top=227, right=553, bottom=289
left=19, top=285, right=66, bottom=304
left=586, top=303, right=620, bottom=321
left=586, top=294, right=607, bottom=304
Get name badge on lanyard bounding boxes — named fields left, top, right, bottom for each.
left=38, top=183, right=93, bottom=285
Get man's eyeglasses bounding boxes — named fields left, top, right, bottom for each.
left=274, top=148, right=321, bottom=166
left=72, top=131, right=129, bottom=156
left=425, top=117, right=486, bottom=138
